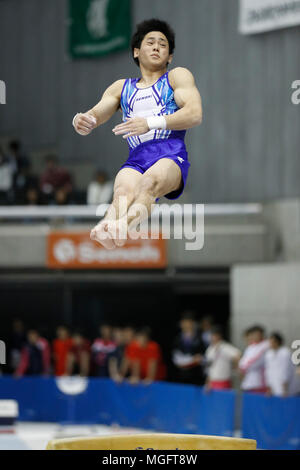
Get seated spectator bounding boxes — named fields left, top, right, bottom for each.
left=172, top=311, right=206, bottom=386
left=87, top=169, right=113, bottom=205
left=125, top=327, right=166, bottom=385
left=199, top=316, right=214, bottom=350
left=25, top=186, right=43, bottom=205
left=205, top=325, right=241, bottom=391
left=239, top=325, right=269, bottom=394
left=13, top=163, right=39, bottom=205
left=91, top=324, right=116, bottom=377
left=265, top=332, right=300, bottom=397
left=108, top=327, right=127, bottom=382
left=52, top=326, right=73, bottom=376
left=66, top=332, right=90, bottom=376
left=53, top=187, right=72, bottom=205
left=0, top=147, right=14, bottom=204
left=7, top=139, right=30, bottom=176
left=39, top=155, right=72, bottom=204
left=15, top=329, right=51, bottom=377
left=9, top=319, right=27, bottom=373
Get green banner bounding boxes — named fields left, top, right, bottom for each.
left=69, top=0, right=131, bottom=58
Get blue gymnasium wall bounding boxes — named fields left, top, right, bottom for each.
left=0, top=377, right=300, bottom=449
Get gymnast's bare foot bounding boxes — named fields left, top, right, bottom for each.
left=90, top=219, right=116, bottom=250
left=90, top=218, right=128, bottom=249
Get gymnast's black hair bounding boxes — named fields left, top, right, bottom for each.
left=131, top=18, right=175, bottom=67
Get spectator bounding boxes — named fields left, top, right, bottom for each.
left=39, top=155, right=72, bottom=204
left=66, top=332, right=90, bottom=376
left=53, top=187, right=72, bottom=205
left=172, top=311, right=206, bottom=385
left=0, top=147, right=14, bottom=204
left=199, top=316, right=213, bottom=350
left=15, top=329, right=51, bottom=377
left=13, top=163, right=39, bottom=205
left=25, top=186, right=42, bottom=205
left=265, top=332, right=300, bottom=397
left=108, top=327, right=127, bottom=382
left=7, top=140, right=30, bottom=176
left=87, top=170, right=113, bottom=205
left=52, top=326, right=73, bottom=376
left=9, top=319, right=27, bottom=373
left=242, top=327, right=253, bottom=347
left=123, top=325, right=136, bottom=347
left=91, top=324, right=116, bottom=377
left=239, top=325, right=269, bottom=394
left=125, top=327, right=166, bottom=385
left=205, top=325, right=241, bottom=391
left=116, top=325, right=136, bottom=380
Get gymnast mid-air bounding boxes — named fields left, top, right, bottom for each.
left=72, top=18, right=203, bottom=249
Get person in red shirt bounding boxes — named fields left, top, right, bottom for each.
left=124, top=327, right=166, bottom=385
left=39, top=155, right=72, bottom=204
left=66, top=332, right=90, bottom=376
left=52, top=326, right=73, bottom=376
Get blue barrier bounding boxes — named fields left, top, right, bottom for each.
left=2, top=376, right=299, bottom=448
left=0, top=377, right=235, bottom=437
left=241, top=392, right=300, bottom=450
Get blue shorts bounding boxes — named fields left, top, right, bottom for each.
left=119, top=138, right=190, bottom=200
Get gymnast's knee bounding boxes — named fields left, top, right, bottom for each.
left=113, top=184, right=135, bottom=203
left=137, top=174, right=164, bottom=199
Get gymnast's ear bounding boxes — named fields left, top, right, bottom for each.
left=168, top=54, right=173, bottom=65
left=133, top=48, right=140, bottom=60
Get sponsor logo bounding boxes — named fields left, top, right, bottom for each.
left=47, top=233, right=167, bottom=269
left=56, top=377, right=88, bottom=395
left=136, top=95, right=153, bottom=101
left=86, top=0, right=109, bottom=39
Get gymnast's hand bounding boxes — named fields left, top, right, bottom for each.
left=112, top=117, right=149, bottom=139
left=73, top=113, right=97, bottom=136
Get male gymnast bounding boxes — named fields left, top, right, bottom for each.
left=72, top=18, right=203, bottom=249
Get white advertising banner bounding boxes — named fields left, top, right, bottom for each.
left=239, top=0, right=300, bottom=34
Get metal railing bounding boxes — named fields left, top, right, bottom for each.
left=0, top=203, right=262, bottom=220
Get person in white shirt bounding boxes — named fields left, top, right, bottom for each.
left=239, top=325, right=269, bottom=393
left=265, top=333, right=300, bottom=397
left=205, top=325, right=241, bottom=390
left=87, top=169, right=113, bottom=205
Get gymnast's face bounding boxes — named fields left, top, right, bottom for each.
left=134, top=31, right=172, bottom=70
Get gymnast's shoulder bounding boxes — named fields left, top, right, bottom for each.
left=168, top=67, right=196, bottom=88
left=103, top=79, right=126, bottom=99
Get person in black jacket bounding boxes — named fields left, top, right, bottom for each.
left=172, top=311, right=206, bottom=385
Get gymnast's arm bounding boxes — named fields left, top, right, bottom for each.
left=165, top=67, right=203, bottom=130
left=72, top=79, right=125, bottom=136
